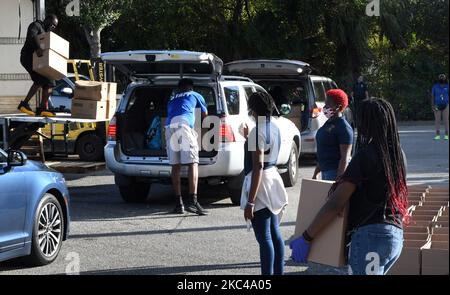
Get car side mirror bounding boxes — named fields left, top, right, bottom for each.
left=279, top=104, right=292, bottom=116
left=61, top=87, right=74, bottom=96
left=7, top=150, right=27, bottom=167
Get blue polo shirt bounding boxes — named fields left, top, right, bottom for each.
left=166, top=91, right=208, bottom=128
left=316, top=117, right=354, bottom=172
left=432, top=83, right=449, bottom=107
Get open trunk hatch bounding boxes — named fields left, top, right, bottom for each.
left=224, top=59, right=311, bottom=77
left=119, top=85, right=219, bottom=159
left=101, top=50, right=223, bottom=80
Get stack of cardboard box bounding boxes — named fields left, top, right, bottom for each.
left=71, top=81, right=117, bottom=120
left=388, top=185, right=449, bottom=275
left=32, top=32, right=69, bottom=80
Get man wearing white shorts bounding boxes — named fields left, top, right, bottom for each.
left=166, top=79, right=208, bottom=215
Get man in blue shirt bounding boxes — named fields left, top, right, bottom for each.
left=431, top=74, right=449, bottom=140
left=166, top=78, right=208, bottom=215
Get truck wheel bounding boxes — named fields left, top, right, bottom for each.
left=119, top=183, right=151, bottom=203
left=281, top=143, right=299, bottom=187
left=76, top=134, right=104, bottom=162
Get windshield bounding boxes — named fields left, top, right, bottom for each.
left=256, top=79, right=308, bottom=106
left=126, top=86, right=217, bottom=116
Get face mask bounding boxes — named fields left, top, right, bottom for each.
left=323, top=107, right=336, bottom=119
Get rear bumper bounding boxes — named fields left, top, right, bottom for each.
left=104, top=142, right=244, bottom=179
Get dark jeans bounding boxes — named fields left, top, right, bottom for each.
left=251, top=208, right=285, bottom=275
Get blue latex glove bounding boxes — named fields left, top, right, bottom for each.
left=289, top=236, right=311, bottom=263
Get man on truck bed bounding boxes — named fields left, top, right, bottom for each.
left=17, top=14, right=59, bottom=117
left=166, top=78, right=209, bottom=216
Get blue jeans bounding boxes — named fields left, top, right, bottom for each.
left=349, top=223, right=403, bottom=275
left=322, top=170, right=337, bottom=181
left=251, top=208, right=285, bottom=275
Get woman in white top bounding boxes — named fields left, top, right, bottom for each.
left=241, top=91, right=288, bottom=275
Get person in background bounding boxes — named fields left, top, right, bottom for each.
left=242, top=92, right=288, bottom=275
left=166, top=78, right=208, bottom=215
left=312, top=89, right=353, bottom=181
left=350, top=75, right=369, bottom=122
left=431, top=74, right=449, bottom=140
left=17, top=14, right=59, bottom=117
left=290, top=97, right=409, bottom=275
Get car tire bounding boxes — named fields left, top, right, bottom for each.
left=76, top=133, right=104, bottom=162
left=281, top=143, right=299, bottom=187
left=27, top=193, right=65, bottom=266
left=119, top=182, right=151, bottom=203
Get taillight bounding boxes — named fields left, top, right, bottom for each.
left=107, top=116, right=117, bottom=141
left=311, top=107, right=322, bottom=118
left=219, top=119, right=236, bottom=142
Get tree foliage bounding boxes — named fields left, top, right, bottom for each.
left=48, top=0, right=449, bottom=120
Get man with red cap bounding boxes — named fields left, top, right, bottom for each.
left=312, top=89, right=354, bottom=181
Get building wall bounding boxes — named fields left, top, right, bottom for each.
left=0, top=0, right=35, bottom=113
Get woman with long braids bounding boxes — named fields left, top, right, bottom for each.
left=290, top=97, right=409, bottom=275
left=241, top=91, right=288, bottom=275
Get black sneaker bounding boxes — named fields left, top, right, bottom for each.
left=172, top=203, right=185, bottom=214
left=18, top=101, right=35, bottom=116
left=185, top=201, right=209, bottom=216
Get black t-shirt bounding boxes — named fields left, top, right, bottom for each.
left=21, top=20, right=46, bottom=56
left=352, top=82, right=368, bottom=102
left=343, top=143, right=403, bottom=232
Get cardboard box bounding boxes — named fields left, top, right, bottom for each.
left=432, top=227, right=449, bottom=235
left=36, top=32, right=70, bottom=59
left=432, top=221, right=449, bottom=228
left=388, top=240, right=430, bottom=275
left=71, top=98, right=107, bottom=120
left=423, top=200, right=449, bottom=207
left=418, top=205, right=444, bottom=212
left=404, top=226, right=429, bottom=234
left=107, top=82, right=117, bottom=100
left=107, top=98, right=117, bottom=119
left=411, top=215, right=437, bottom=222
left=413, top=209, right=442, bottom=216
left=74, top=81, right=109, bottom=101
left=412, top=221, right=432, bottom=227
left=404, top=232, right=430, bottom=241
left=421, top=235, right=449, bottom=275
left=294, top=178, right=347, bottom=267
left=33, top=49, right=67, bottom=80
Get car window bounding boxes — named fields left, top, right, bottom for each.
left=224, top=86, right=240, bottom=115
left=323, top=80, right=333, bottom=91
left=313, top=81, right=326, bottom=102
left=243, top=86, right=254, bottom=100
left=0, top=149, right=7, bottom=163
left=52, top=80, right=70, bottom=97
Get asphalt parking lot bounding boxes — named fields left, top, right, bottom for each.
left=0, top=123, right=448, bottom=275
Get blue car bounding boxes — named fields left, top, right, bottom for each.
left=0, top=148, right=70, bottom=265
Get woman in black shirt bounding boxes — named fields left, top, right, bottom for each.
left=290, top=98, right=409, bottom=275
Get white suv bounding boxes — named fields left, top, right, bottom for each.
left=224, top=59, right=353, bottom=155
left=101, top=51, right=301, bottom=205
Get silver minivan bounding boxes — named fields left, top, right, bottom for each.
left=224, top=60, right=353, bottom=155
